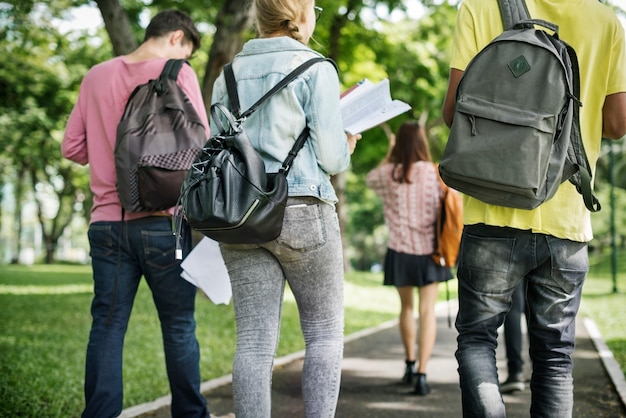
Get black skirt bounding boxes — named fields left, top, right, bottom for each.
left=383, top=248, right=453, bottom=287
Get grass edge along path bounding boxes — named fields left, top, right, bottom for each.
left=582, top=250, right=626, bottom=377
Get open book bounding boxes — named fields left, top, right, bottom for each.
left=340, top=78, right=411, bottom=135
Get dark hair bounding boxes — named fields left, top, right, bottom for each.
left=389, top=121, right=432, bottom=183
left=143, top=10, right=201, bottom=53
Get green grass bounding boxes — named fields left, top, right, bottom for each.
left=0, top=264, right=407, bottom=418
left=581, top=249, right=626, bottom=376
left=2, top=253, right=621, bottom=418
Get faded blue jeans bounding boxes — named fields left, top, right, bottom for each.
left=219, top=197, right=345, bottom=418
left=455, top=224, right=587, bottom=418
left=83, top=216, right=208, bottom=418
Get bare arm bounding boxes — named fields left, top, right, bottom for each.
left=603, top=92, right=626, bottom=139
left=442, top=69, right=464, bottom=128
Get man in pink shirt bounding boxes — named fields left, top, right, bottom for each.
left=62, top=10, right=211, bottom=418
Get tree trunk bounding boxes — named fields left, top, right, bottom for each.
left=11, top=166, right=27, bottom=264
left=95, top=0, right=137, bottom=56
left=201, top=0, right=254, bottom=113
left=328, top=4, right=359, bottom=273
left=44, top=238, right=56, bottom=265
left=29, top=165, right=76, bottom=265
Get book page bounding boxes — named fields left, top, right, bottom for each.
left=344, top=100, right=412, bottom=135
left=340, top=79, right=411, bottom=134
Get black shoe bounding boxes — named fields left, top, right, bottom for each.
left=413, top=373, right=431, bottom=396
left=401, top=361, right=416, bottom=385
left=499, top=374, right=525, bottom=394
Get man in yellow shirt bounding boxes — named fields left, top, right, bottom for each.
left=442, top=0, right=626, bottom=416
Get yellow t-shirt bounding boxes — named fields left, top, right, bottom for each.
left=449, top=0, right=626, bottom=242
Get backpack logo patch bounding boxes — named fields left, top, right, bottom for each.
left=508, top=55, right=531, bottom=78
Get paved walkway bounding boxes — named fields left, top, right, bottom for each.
left=122, top=300, right=626, bottom=417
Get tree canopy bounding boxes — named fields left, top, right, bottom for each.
left=1, top=0, right=624, bottom=265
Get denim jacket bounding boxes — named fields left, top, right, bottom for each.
left=211, top=37, right=350, bottom=204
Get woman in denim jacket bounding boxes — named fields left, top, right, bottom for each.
left=211, top=1, right=360, bottom=417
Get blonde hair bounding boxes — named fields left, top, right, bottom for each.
left=253, top=0, right=312, bottom=42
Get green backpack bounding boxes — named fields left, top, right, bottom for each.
left=439, top=0, right=600, bottom=212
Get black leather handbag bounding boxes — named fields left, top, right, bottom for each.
left=175, top=57, right=334, bottom=250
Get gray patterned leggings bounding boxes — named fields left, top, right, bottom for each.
left=219, top=197, right=345, bottom=418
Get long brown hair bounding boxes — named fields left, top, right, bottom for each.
left=389, top=121, right=432, bottom=183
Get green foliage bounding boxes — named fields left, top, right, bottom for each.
left=0, top=1, right=104, bottom=262
left=590, top=139, right=626, bottom=255
left=590, top=185, right=626, bottom=252
left=596, top=138, right=626, bottom=190
left=345, top=170, right=387, bottom=270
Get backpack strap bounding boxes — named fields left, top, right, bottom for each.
left=223, top=63, right=242, bottom=118
left=224, top=57, right=337, bottom=119
left=563, top=46, right=601, bottom=212
left=433, top=162, right=453, bottom=328
left=162, top=59, right=186, bottom=80
left=497, top=0, right=600, bottom=212
left=222, top=57, right=338, bottom=175
left=155, top=59, right=187, bottom=95
left=497, top=0, right=531, bottom=29
left=279, top=129, right=309, bottom=175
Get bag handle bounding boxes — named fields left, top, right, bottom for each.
left=515, top=19, right=559, bottom=35
left=210, top=102, right=241, bottom=135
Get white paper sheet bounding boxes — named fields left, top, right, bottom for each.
left=181, top=237, right=232, bottom=305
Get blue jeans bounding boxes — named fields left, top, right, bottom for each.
left=455, top=224, right=587, bottom=418
left=83, top=217, right=208, bottom=418
left=219, top=197, right=345, bottom=418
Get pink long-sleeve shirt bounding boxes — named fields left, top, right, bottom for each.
left=62, top=56, right=210, bottom=223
